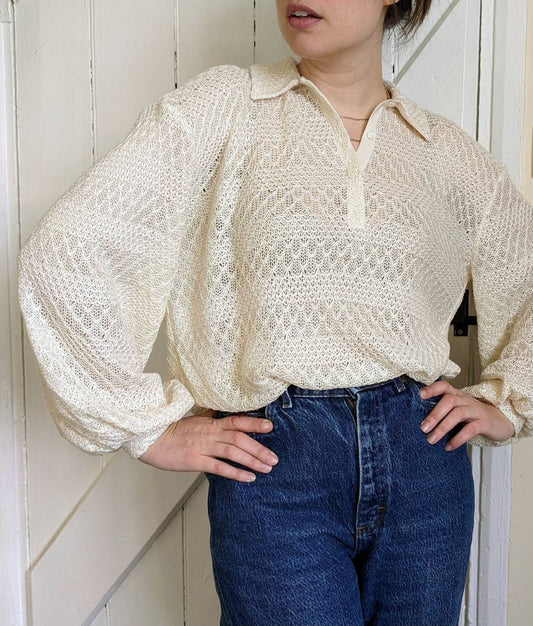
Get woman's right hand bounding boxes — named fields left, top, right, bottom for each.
left=137, top=413, right=279, bottom=482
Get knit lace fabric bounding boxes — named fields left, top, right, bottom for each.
left=18, top=56, right=533, bottom=458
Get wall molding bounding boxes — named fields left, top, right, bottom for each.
left=0, top=6, right=29, bottom=625
left=476, top=1, right=529, bottom=625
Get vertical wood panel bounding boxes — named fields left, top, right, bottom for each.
left=14, top=0, right=106, bottom=569
left=1, top=6, right=28, bottom=624
left=255, top=0, right=292, bottom=65
left=16, top=0, right=93, bottom=239
left=177, top=0, right=254, bottom=83
left=509, top=3, right=533, bottom=623
left=396, top=1, right=472, bottom=129
left=93, top=0, right=175, bottom=157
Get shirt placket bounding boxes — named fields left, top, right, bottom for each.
left=299, top=76, right=390, bottom=230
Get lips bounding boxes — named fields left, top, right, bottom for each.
left=286, top=4, right=322, bottom=18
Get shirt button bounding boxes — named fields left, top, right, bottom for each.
left=366, top=130, right=376, bottom=140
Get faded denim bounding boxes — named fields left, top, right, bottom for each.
left=205, top=374, right=475, bottom=626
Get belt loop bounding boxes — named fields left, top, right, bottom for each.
left=280, top=386, right=293, bottom=409
left=345, top=386, right=358, bottom=400
left=393, top=375, right=407, bottom=393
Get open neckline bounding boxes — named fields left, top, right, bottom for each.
left=297, top=74, right=393, bottom=171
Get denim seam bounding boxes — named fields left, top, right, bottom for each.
left=291, top=392, right=348, bottom=398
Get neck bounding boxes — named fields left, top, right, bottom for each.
left=296, top=56, right=389, bottom=116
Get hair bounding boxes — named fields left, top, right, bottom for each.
left=383, top=0, right=433, bottom=46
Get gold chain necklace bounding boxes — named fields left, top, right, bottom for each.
left=340, top=87, right=391, bottom=143
left=340, top=115, right=369, bottom=143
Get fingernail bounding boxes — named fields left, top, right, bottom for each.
left=427, top=433, right=437, bottom=443
left=246, top=473, right=256, bottom=481
left=420, top=421, right=431, bottom=433
left=262, top=420, right=272, bottom=430
left=269, top=453, right=278, bottom=464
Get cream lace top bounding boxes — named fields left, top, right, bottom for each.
left=17, top=55, right=533, bottom=458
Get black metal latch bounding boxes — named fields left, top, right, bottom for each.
left=451, top=289, right=477, bottom=336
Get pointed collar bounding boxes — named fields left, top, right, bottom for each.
left=249, top=55, right=432, bottom=142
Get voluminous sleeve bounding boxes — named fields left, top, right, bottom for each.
left=18, top=88, right=199, bottom=459
left=459, top=161, right=533, bottom=447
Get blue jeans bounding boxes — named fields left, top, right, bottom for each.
left=204, top=374, right=475, bottom=626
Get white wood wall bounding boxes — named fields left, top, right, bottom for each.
left=1, top=0, right=528, bottom=624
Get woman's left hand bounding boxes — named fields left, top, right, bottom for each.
left=418, top=380, right=516, bottom=451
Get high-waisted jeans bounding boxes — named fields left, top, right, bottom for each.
left=204, top=374, right=475, bottom=626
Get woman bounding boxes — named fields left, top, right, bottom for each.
left=18, top=0, right=533, bottom=624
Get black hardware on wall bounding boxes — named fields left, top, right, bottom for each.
left=451, top=289, right=477, bottom=336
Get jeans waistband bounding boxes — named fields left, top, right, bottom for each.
left=280, top=374, right=411, bottom=408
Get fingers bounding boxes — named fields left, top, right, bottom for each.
left=420, top=404, right=474, bottom=446
left=215, top=425, right=278, bottom=461
left=214, top=415, right=278, bottom=461
left=417, top=385, right=517, bottom=450
left=418, top=383, right=475, bottom=448
left=206, top=437, right=278, bottom=479
left=443, top=420, right=479, bottom=451
left=204, top=456, right=258, bottom=483
left=138, top=413, right=279, bottom=480
left=208, top=414, right=279, bottom=482
left=419, top=379, right=461, bottom=401
left=419, top=391, right=465, bottom=433
left=418, top=382, right=471, bottom=450
left=217, top=414, right=274, bottom=435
